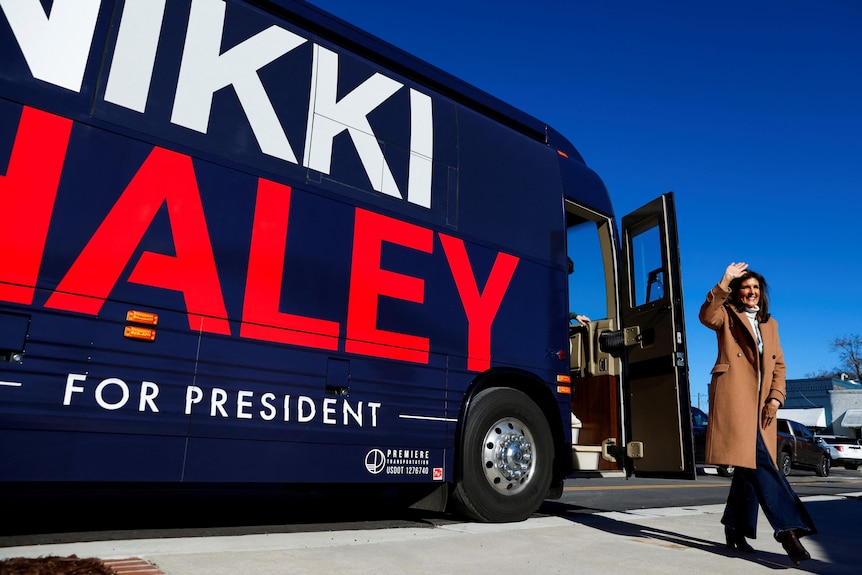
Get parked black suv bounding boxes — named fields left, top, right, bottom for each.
left=691, top=406, right=733, bottom=476
left=777, top=418, right=830, bottom=477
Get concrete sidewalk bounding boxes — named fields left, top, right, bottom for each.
left=2, top=493, right=860, bottom=575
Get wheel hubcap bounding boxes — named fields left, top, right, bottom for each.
left=481, top=417, right=535, bottom=495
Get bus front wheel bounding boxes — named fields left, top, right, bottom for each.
left=452, top=387, right=553, bottom=523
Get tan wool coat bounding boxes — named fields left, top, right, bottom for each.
left=698, top=283, right=787, bottom=469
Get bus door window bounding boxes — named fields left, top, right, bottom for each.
left=629, top=219, right=665, bottom=307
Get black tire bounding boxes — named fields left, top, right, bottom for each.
left=816, top=455, right=830, bottom=477
left=717, top=466, right=735, bottom=478
left=452, top=387, right=553, bottom=523
left=778, top=451, right=792, bottom=476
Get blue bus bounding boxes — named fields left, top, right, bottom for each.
left=0, top=0, right=694, bottom=522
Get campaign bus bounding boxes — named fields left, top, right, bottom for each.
left=0, top=0, right=694, bottom=522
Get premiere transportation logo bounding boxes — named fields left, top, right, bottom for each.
left=365, top=448, right=441, bottom=479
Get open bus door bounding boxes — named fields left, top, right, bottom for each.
left=617, top=192, right=695, bottom=479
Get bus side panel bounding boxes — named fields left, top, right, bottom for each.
left=0, top=430, right=187, bottom=482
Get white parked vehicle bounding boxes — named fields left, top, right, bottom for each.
left=815, top=435, right=862, bottom=470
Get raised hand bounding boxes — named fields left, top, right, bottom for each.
left=720, top=262, right=748, bottom=289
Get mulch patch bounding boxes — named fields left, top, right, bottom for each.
left=0, top=555, right=117, bottom=575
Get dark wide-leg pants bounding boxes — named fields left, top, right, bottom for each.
left=721, top=430, right=817, bottom=539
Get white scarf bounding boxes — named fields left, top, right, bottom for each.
left=744, top=306, right=763, bottom=354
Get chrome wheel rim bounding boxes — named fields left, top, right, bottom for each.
left=481, top=417, right=536, bottom=495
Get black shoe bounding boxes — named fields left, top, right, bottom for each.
left=724, top=525, right=755, bottom=553
left=777, top=530, right=811, bottom=565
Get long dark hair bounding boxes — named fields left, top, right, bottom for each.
left=728, top=269, right=771, bottom=322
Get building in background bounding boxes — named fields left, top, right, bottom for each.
left=780, top=377, right=862, bottom=439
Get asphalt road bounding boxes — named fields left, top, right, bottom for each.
left=553, top=466, right=862, bottom=513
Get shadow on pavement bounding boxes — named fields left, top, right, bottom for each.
left=543, top=496, right=861, bottom=575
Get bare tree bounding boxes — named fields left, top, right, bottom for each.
left=831, top=334, right=862, bottom=382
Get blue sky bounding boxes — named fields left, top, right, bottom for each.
left=305, top=0, right=862, bottom=410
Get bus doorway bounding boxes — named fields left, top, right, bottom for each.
left=566, top=202, right=623, bottom=473
left=566, top=193, right=695, bottom=480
